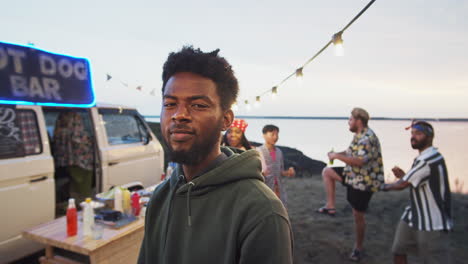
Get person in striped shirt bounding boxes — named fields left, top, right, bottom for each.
left=380, top=121, right=453, bottom=264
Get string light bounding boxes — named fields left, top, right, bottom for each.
left=232, top=101, right=239, bottom=111
left=271, top=86, right=278, bottom=99
left=244, top=100, right=251, bottom=111
left=296, top=67, right=304, bottom=87
left=254, top=96, right=261, bottom=108
left=332, top=31, right=344, bottom=56
left=106, top=0, right=377, bottom=112
left=236, top=0, right=376, bottom=110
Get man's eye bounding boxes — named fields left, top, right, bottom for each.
left=163, top=102, right=176, bottom=107
left=192, top=104, right=208, bottom=109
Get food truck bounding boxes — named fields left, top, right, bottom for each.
left=0, top=41, right=164, bottom=263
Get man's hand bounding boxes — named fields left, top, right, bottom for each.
left=392, top=166, right=405, bottom=179
left=327, top=152, right=336, bottom=162
left=282, top=167, right=295, bottom=177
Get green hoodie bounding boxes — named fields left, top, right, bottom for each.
left=138, top=147, right=293, bottom=264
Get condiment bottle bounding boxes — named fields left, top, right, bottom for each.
left=83, top=198, right=95, bottom=237
left=131, top=192, right=141, bottom=216
left=114, top=187, right=123, bottom=212
left=66, top=198, right=77, bottom=236
left=123, top=189, right=131, bottom=216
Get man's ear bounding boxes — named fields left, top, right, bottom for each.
left=222, top=109, right=234, bottom=131
left=356, top=118, right=363, bottom=128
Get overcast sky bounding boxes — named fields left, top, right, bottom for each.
left=2, top=0, right=467, bottom=118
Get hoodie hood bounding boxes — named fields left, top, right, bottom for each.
left=170, top=147, right=264, bottom=196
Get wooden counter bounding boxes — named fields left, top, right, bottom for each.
left=22, top=215, right=144, bottom=264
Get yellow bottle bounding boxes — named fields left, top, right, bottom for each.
left=123, top=189, right=131, bottom=216
left=329, top=148, right=334, bottom=165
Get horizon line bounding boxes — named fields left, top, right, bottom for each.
left=143, top=115, right=468, bottom=122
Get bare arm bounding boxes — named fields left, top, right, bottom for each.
left=380, top=179, right=411, bottom=191
left=329, top=152, right=365, bottom=167
left=380, top=166, right=411, bottom=191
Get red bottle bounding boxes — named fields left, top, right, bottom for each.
left=66, top=198, right=77, bottom=236
left=131, top=192, right=141, bottom=216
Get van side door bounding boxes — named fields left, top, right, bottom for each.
left=0, top=105, right=54, bottom=263
left=95, top=108, right=164, bottom=191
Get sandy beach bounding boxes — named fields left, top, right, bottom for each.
left=14, top=172, right=467, bottom=264
left=285, top=175, right=468, bottom=264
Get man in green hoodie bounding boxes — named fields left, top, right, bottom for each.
left=138, top=46, right=293, bottom=264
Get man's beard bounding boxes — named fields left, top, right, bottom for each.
left=411, top=137, right=430, bottom=150
left=165, top=122, right=223, bottom=166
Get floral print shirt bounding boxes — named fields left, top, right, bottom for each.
left=343, top=127, right=384, bottom=192
left=52, top=112, right=93, bottom=171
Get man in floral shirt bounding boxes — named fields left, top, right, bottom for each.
left=317, top=107, right=384, bottom=262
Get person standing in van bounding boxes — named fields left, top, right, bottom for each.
left=52, top=112, right=93, bottom=203
left=138, top=46, right=293, bottom=264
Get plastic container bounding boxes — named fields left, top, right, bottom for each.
left=114, top=187, right=123, bottom=212
left=66, top=198, right=77, bottom=236
left=92, top=224, right=104, bottom=240
left=83, top=198, right=95, bottom=237
left=123, top=189, right=131, bottom=216
left=140, top=206, right=147, bottom=218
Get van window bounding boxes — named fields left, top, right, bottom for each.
left=102, top=113, right=148, bottom=145
left=0, top=107, right=41, bottom=159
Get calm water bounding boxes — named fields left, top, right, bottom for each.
left=147, top=117, right=468, bottom=193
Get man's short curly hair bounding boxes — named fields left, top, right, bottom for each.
left=161, top=46, right=239, bottom=111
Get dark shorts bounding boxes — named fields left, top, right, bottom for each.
left=331, top=167, right=373, bottom=212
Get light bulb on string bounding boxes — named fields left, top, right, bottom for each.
left=271, top=86, right=278, bottom=100
left=332, top=31, right=344, bottom=57
left=254, top=96, right=261, bottom=108
left=244, top=100, right=251, bottom=111
left=296, top=67, right=304, bottom=88
left=232, top=101, right=239, bottom=111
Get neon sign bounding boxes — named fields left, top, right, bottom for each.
left=0, top=41, right=95, bottom=107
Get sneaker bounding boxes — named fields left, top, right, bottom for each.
left=349, top=249, right=362, bottom=262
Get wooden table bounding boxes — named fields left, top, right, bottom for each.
left=22, top=215, right=144, bottom=264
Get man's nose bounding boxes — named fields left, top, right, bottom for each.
left=172, top=105, right=191, bottom=122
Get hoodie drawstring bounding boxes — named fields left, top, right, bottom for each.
left=187, top=182, right=195, bottom=226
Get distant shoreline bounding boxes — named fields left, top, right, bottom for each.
left=144, top=115, right=468, bottom=122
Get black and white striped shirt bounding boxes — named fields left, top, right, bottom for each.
left=401, top=147, right=453, bottom=231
